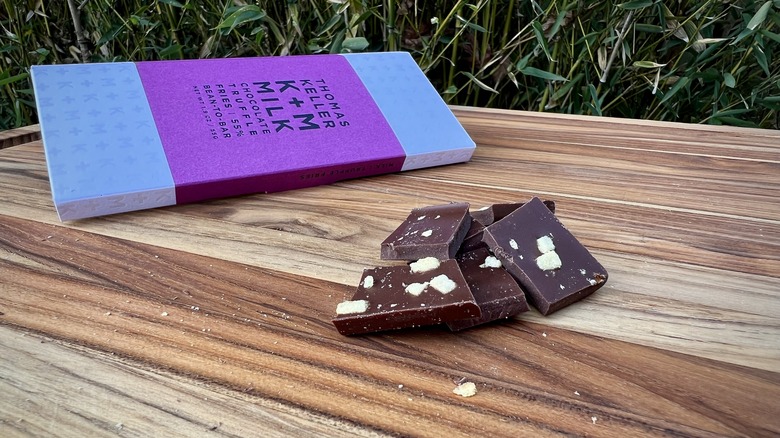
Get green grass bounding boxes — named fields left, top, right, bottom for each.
left=1, top=0, right=778, bottom=130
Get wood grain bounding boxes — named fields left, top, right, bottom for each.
left=2, top=109, right=780, bottom=436
left=0, top=125, right=41, bottom=149
left=0, top=327, right=384, bottom=438
left=2, top=215, right=779, bottom=437
left=1, top=115, right=778, bottom=372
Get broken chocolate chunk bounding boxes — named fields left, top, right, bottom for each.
left=481, top=197, right=607, bottom=315
left=381, top=202, right=471, bottom=261
left=458, top=220, right=487, bottom=253
left=470, top=200, right=556, bottom=226
left=446, top=248, right=529, bottom=331
left=461, top=200, right=556, bottom=255
left=471, top=202, right=522, bottom=226
left=332, top=259, right=480, bottom=335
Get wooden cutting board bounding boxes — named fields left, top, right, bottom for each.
left=1, top=107, right=779, bottom=437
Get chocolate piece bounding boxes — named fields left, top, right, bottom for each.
left=481, top=197, right=607, bottom=315
left=332, top=259, right=481, bottom=335
left=459, top=220, right=487, bottom=253
left=446, top=248, right=529, bottom=331
left=461, top=200, right=556, bottom=255
left=381, top=202, right=471, bottom=260
left=471, top=200, right=556, bottom=226
left=471, top=202, right=523, bottom=226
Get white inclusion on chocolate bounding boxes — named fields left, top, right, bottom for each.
left=536, top=235, right=555, bottom=253
left=362, top=275, right=375, bottom=289
left=429, top=274, right=457, bottom=294
left=410, top=257, right=440, bottom=273
left=580, top=268, right=587, bottom=275
left=535, top=235, right=562, bottom=271
left=405, top=282, right=429, bottom=296
left=509, top=239, right=519, bottom=250
left=421, top=229, right=433, bottom=237
left=417, top=215, right=426, bottom=220
left=536, top=251, right=562, bottom=271
left=479, top=256, right=502, bottom=269
left=336, top=300, right=369, bottom=315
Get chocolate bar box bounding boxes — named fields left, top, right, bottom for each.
left=31, top=52, right=475, bottom=221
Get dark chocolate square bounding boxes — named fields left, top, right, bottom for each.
left=446, top=247, right=529, bottom=331
left=381, top=202, right=471, bottom=260
left=481, top=197, right=607, bottom=315
left=332, top=259, right=481, bottom=335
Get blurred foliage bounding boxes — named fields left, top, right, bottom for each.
left=1, top=0, right=778, bottom=130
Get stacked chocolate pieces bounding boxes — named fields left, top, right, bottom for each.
left=332, top=197, right=608, bottom=335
